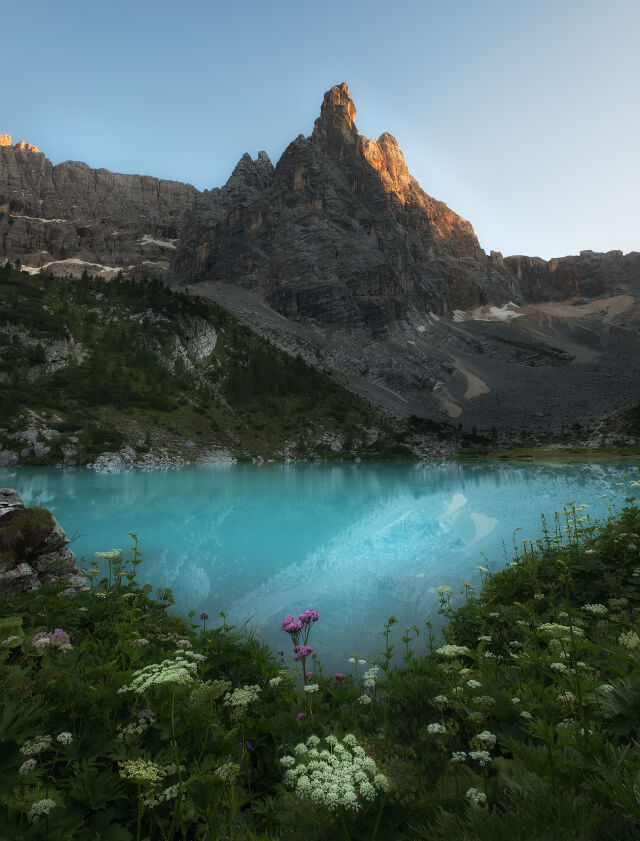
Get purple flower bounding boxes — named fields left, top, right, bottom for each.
left=293, top=645, right=313, bottom=662
left=31, top=632, right=50, bottom=649
left=281, top=615, right=303, bottom=634
left=306, top=671, right=314, bottom=680
left=48, top=628, right=71, bottom=648
left=299, top=609, right=319, bottom=625
left=334, top=672, right=345, bottom=682
left=200, top=612, right=209, bottom=621
left=126, top=567, right=137, bottom=576
left=296, top=712, right=307, bottom=721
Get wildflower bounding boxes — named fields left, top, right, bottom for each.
left=119, top=759, right=166, bottom=784
left=118, top=653, right=198, bottom=694
left=269, top=676, right=283, bottom=687
left=280, top=755, right=296, bottom=768
left=557, top=691, right=576, bottom=705
left=358, top=659, right=367, bottom=665
left=551, top=662, right=568, bottom=673
left=539, top=622, right=584, bottom=638
left=477, top=635, right=492, bottom=643
left=134, top=638, right=150, bottom=646
left=94, top=591, right=108, bottom=599
left=224, top=685, right=261, bottom=708
left=437, top=585, right=453, bottom=595
left=95, top=549, right=122, bottom=561
left=357, top=694, right=372, bottom=705
left=582, top=604, right=608, bottom=616
left=597, top=683, right=615, bottom=694
left=20, top=735, right=52, bottom=756
left=436, top=644, right=471, bottom=658
left=475, top=566, right=489, bottom=574
left=304, top=683, right=320, bottom=694
left=465, top=787, right=487, bottom=807
left=473, top=731, right=496, bottom=748
left=334, top=673, right=345, bottom=682
left=293, top=644, right=313, bottom=661
left=363, top=666, right=380, bottom=688
left=520, top=710, right=533, bottom=720
left=467, top=679, right=482, bottom=689
left=281, top=615, right=303, bottom=634
left=29, top=798, right=56, bottom=823
left=433, top=694, right=449, bottom=707
left=296, top=712, right=307, bottom=720
left=299, top=609, right=319, bottom=624
left=619, top=630, right=640, bottom=650
left=488, top=611, right=500, bottom=617
left=200, top=612, right=208, bottom=620
left=427, top=723, right=447, bottom=735
left=56, top=732, right=73, bottom=745
left=18, top=759, right=37, bottom=775
left=31, top=632, right=51, bottom=649
left=450, top=751, right=467, bottom=763
left=78, top=606, right=88, bottom=613
left=214, top=761, right=240, bottom=782
left=281, top=733, right=388, bottom=812
left=468, top=750, right=492, bottom=766
left=472, top=695, right=496, bottom=708
left=176, top=638, right=192, bottom=649
left=348, top=657, right=356, bottom=663
left=533, top=593, right=544, bottom=600
left=511, top=697, right=521, bottom=704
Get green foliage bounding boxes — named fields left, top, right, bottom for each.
left=3, top=484, right=640, bottom=837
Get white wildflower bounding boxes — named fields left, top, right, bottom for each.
left=582, top=604, right=608, bottom=616
left=20, top=735, right=52, bottom=756
left=450, top=751, right=467, bottom=763
left=18, top=758, right=37, bottom=774
left=269, top=676, right=283, bottom=687
left=520, top=710, right=533, bottom=720
left=433, top=694, right=449, bottom=707
left=357, top=694, right=372, bottom=705
left=619, top=630, right=640, bottom=650
left=224, top=685, right=261, bottom=708
left=550, top=662, right=568, bottom=673
left=436, top=644, right=471, bottom=658
left=466, top=679, right=482, bottom=689
left=29, top=798, right=56, bottom=823
left=426, top=723, right=447, bottom=735
left=56, top=732, right=73, bottom=745
left=118, top=654, right=198, bottom=694
left=304, top=683, right=320, bottom=694
left=465, top=787, right=487, bottom=807
left=468, top=750, right=492, bottom=766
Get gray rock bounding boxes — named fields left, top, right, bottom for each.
left=0, top=450, right=18, bottom=467
left=0, top=488, right=87, bottom=597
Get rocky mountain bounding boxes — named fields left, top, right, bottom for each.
left=1, top=84, right=639, bottom=438
left=0, top=133, right=197, bottom=281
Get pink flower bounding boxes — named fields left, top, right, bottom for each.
left=200, top=612, right=208, bottom=620
left=31, top=632, right=50, bottom=649
left=49, top=628, right=71, bottom=648
left=293, top=645, right=313, bottom=662
left=306, top=671, right=314, bottom=680
left=299, top=609, right=319, bottom=625
left=296, top=712, right=307, bottom=721
left=281, top=615, right=303, bottom=634
left=334, top=673, right=345, bottom=682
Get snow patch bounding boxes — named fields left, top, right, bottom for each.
left=139, top=234, right=178, bottom=249
left=9, top=214, right=68, bottom=223
left=453, top=302, right=522, bottom=323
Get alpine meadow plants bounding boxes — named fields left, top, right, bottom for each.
left=1, top=482, right=640, bottom=839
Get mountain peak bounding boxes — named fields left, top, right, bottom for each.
left=312, top=83, right=359, bottom=156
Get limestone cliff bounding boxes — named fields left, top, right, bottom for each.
left=172, top=83, right=518, bottom=322
left=0, top=141, right=198, bottom=279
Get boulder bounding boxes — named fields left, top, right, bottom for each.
left=0, top=488, right=87, bottom=597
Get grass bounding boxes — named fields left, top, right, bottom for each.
left=1, top=479, right=640, bottom=839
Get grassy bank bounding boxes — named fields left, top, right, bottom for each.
left=1, top=489, right=640, bottom=839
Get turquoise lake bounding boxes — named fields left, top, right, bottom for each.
left=2, top=461, right=639, bottom=673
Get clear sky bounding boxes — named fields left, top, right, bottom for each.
left=3, top=0, right=638, bottom=260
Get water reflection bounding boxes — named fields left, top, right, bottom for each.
left=2, top=461, right=638, bottom=671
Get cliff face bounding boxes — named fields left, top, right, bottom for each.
left=0, top=137, right=198, bottom=279
left=504, top=250, right=640, bottom=302
left=172, top=83, right=519, bottom=323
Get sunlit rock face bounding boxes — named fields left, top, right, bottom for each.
left=0, top=141, right=198, bottom=279
left=172, top=82, right=519, bottom=323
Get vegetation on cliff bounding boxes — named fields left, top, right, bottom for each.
left=0, top=263, right=426, bottom=464
left=1, top=485, right=640, bottom=839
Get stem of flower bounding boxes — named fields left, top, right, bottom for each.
left=338, top=809, right=351, bottom=841
left=371, top=791, right=388, bottom=841
left=136, top=783, right=142, bottom=841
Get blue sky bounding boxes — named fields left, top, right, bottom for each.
left=3, top=0, right=638, bottom=260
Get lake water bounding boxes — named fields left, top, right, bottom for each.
left=2, top=461, right=638, bottom=673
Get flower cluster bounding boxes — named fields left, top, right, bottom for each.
left=436, top=644, right=471, bottom=658
left=427, top=723, right=447, bottom=735
left=223, top=684, right=261, bottom=709
left=18, top=758, right=37, bottom=775
left=119, top=758, right=166, bottom=784
left=118, top=708, right=156, bottom=740
left=56, top=731, right=73, bottom=745
left=144, top=783, right=186, bottom=808
left=619, top=630, right=640, bottom=651
left=293, top=645, right=313, bottom=661
left=118, top=654, right=198, bottom=694
left=465, top=787, right=487, bottom=807
left=29, top=798, right=56, bottom=823
left=20, top=735, right=52, bottom=756
left=31, top=628, right=72, bottom=650
left=214, top=760, right=240, bottom=781
left=280, top=733, right=389, bottom=812
left=582, top=603, right=608, bottom=615
left=538, top=623, right=584, bottom=639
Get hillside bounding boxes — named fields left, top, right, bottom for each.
left=0, top=263, right=453, bottom=467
